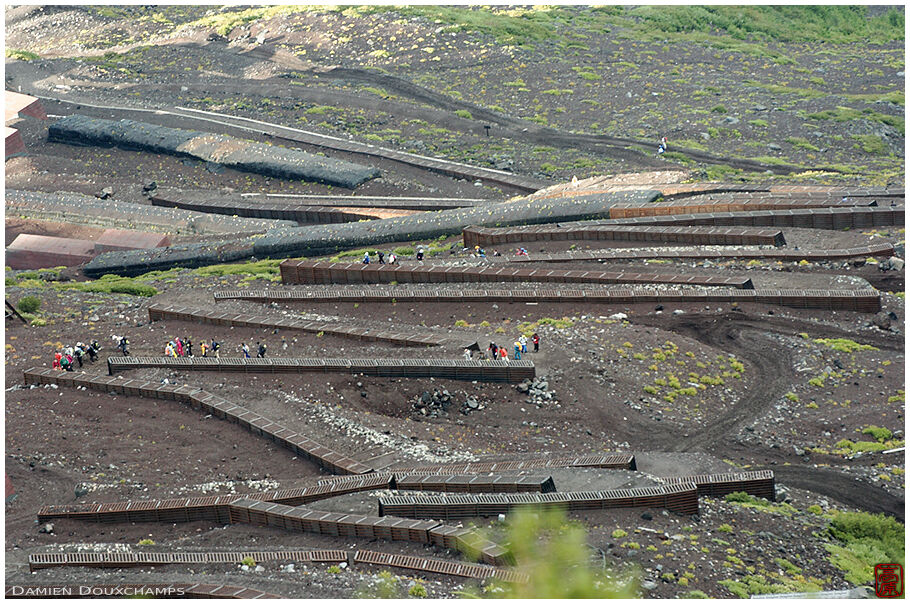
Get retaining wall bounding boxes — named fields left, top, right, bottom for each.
left=214, top=287, right=882, bottom=313
left=462, top=225, right=786, bottom=248
left=661, top=470, right=775, bottom=500
left=106, top=357, right=535, bottom=383
left=495, top=243, right=896, bottom=264
left=48, top=115, right=380, bottom=188
left=147, top=304, right=479, bottom=349
left=379, top=484, right=699, bottom=519
left=279, top=260, right=753, bottom=289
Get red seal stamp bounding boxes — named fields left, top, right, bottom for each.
left=875, top=563, right=904, bottom=598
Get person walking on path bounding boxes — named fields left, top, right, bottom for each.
left=241, top=343, right=251, bottom=358
left=165, top=342, right=175, bottom=358
left=88, top=340, right=100, bottom=362
left=53, top=351, right=62, bottom=370
left=513, top=341, right=521, bottom=360
left=463, top=348, right=472, bottom=361
left=377, top=250, right=385, bottom=264
left=388, top=253, right=397, bottom=265
left=200, top=340, right=208, bottom=357
left=500, top=347, right=508, bottom=361
left=489, top=342, right=498, bottom=360
left=257, top=341, right=267, bottom=358
left=657, top=136, right=667, bottom=155
left=532, top=332, right=540, bottom=353
left=74, top=344, right=85, bottom=368
left=118, top=336, right=129, bottom=356
left=185, top=338, right=193, bottom=357
left=211, top=339, right=220, bottom=358
left=61, top=353, right=72, bottom=372
left=519, top=335, right=528, bottom=354
left=363, top=251, right=371, bottom=264
left=175, top=337, right=184, bottom=357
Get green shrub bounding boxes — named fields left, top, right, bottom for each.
left=718, top=524, right=733, bottom=533
left=241, top=556, right=256, bottom=567
left=611, top=529, right=628, bottom=539
left=784, top=392, right=799, bottom=402
left=393, top=246, right=416, bottom=256
left=686, top=590, right=709, bottom=598
left=138, top=539, right=155, bottom=546
left=711, top=105, right=727, bottom=113
left=862, top=425, right=893, bottom=442
left=17, top=296, right=41, bottom=314
left=807, top=504, right=823, bottom=515
left=827, top=510, right=905, bottom=585
left=327, top=565, right=342, bottom=574
left=408, top=584, right=427, bottom=598
left=455, top=109, right=473, bottom=119
left=454, top=320, right=469, bottom=327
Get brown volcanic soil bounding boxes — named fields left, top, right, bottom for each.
left=4, top=5, right=905, bottom=600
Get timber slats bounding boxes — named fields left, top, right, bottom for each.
left=379, top=484, right=700, bottom=519
left=660, top=470, right=775, bottom=500
left=147, top=304, right=478, bottom=349
left=388, top=453, right=637, bottom=474
left=393, top=474, right=556, bottom=494
left=279, top=260, right=754, bottom=289
left=28, top=550, right=346, bottom=571
left=5, top=583, right=282, bottom=599
left=155, top=191, right=491, bottom=211
left=494, top=242, right=896, bottom=264
left=37, top=476, right=394, bottom=524
left=227, top=499, right=512, bottom=565
left=23, top=368, right=372, bottom=476
left=105, top=357, right=535, bottom=383
left=214, top=287, right=881, bottom=313
left=463, top=225, right=786, bottom=247
left=28, top=549, right=527, bottom=582
left=467, top=206, right=904, bottom=232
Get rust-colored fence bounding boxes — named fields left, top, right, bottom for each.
left=147, top=305, right=478, bottom=349
left=279, top=260, right=754, bottom=289
left=105, top=357, right=535, bottom=383
left=607, top=195, right=878, bottom=219
left=388, top=453, right=637, bottom=474
left=227, top=499, right=512, bottom=565
left=214, top=287, right=881, bottom=313
left=379, top=484, right=699, bottom=519
left=660, top=470, right=775, bottom=500
left=5, top=583, right=282, bottom=599
left=37, top=476, right=394, bottom=525
left=462, top=225, right=786, bottom=247
left=516, top=206, right=905, bottom=230
left=23, top=368, right=372, bottom=475
left=494, top=243, right=895, bottom=264
left=28, top=549, right=528, bottom=583
left=394, top=474, right=556, bottom=494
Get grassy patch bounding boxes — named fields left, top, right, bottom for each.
left=724, top=491, right=796, bottom=516
left=5, top=48, right=40, bottom=61
left=852, top=134, right=890, bottom=155
left=812, top=338, right=878, bottom=353
left=193, top=259, right=282, bottom=280
left=786, top=136, right=821, bottom=152
left=53, top=276, right=157, bottom=297
left=807, top=106, right=904, bottom=134
left=826, top=510, right=905, bottom=585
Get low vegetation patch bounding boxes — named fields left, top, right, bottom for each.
left=826, top=511, right=904, bottom=585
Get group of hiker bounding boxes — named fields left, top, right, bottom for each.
left=161, top=337, right=227, bottom=358
left=362, top=251, right=399, bottom=265
left=473, top=333, right=540, bottom=362
left=52, top=340, right=102, bottom=371
left=240, top=341, right=268, bottom=358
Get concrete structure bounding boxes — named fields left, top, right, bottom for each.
left=94, top=229, right=170, bottom=252
left=6, top=234, right=95, bottom=269
left=5, top=91, right=46, bottom=159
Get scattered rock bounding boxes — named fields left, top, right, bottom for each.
left=95, top=186, right=113, bottom=200
left=39, top=523, right=54, bottom=534
left=767, top=143, right=782, bottom=151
